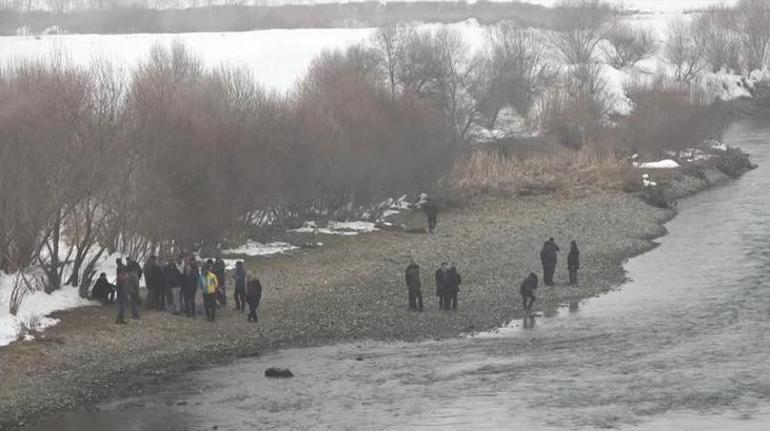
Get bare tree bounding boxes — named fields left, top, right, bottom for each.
left=665, top=18, right=708, bottom=83
left=549, top=0, right=615, bottom=64
left=736, top=0, right=770, bottom=71
left=370, top=24, right=414, bottom=100
left=602, top=22, right=657, bottom=68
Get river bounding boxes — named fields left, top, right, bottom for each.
left=28, top=114, right=770, bottom=430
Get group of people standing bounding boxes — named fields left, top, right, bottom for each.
left=404, top=260, right=462, bottom=311
left=520, top=238, right=580, bottom=314
left=404, top=237, right=580, bottom=316
left=92, top=255, right=263, bottom=325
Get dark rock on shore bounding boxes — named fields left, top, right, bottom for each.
left=265, top=367, right=294, bottom=378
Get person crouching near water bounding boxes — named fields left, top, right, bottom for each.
left=405, top=260, right=423, bottom=311
left=199, top=263, right=219, bottom=322
left=520, top=272, right=538, bottom=315
left=246, top=271, right=263, bottom=322
left=567, top=240, right=580, bottom=285
left=92, top=272, right=116, bottom=304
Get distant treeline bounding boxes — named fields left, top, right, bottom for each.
left=1, top=1, right=556, bottom=35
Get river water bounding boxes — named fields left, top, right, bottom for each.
left=29, top=115, right=770, bottom=430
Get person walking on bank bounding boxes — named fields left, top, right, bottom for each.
left=435, top=262, right=448, bottom=310
left=444, top=263, right=461, bottom=310
left=540, top=237, right=560, bottom=286
left=405, top=260, right=424, bottom=311
left=520, top=272, right=539, bottom=315
left=246, top=272, right=263, bottom=323
left=233, top=261, right=247, bottom=312
left=568, top=240, right=580, bottom=285
left=199, top=264, right=219, bottom=321
left=422, top=195, right=439, bottom=234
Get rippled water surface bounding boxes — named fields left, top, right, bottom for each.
left=30, top=116, right=770, bottom=430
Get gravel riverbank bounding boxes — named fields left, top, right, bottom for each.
left=0, top=160, right=751, bottom=430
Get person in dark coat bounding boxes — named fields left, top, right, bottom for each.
left=435, top=262, right=448, bottom=310
left=163, top=261, right=182, bottom=313
left=115, top=269, right=127, bottom=324
left=233, top=261, right=247, bottom=312
left=143, top=255, right=165, bottom=310
left=92, top=272, right=116, bottom=304
left=422, top=196, right=439, bottom=234
left=405, top=260, right=423, bottom=311
left=246, top=272, right=263, bottom=322
left=212, top=257, right=227, bottom=306
left=125, top=267, right=141, bottom=320
left=540, top=237, right=560, bottom=286
left=519, top=272, right=539, bottom=314
left=126, top=257, right=142, bottom=281
left=567, top=240, right=580, bottom=285
left=443, top=263, right=461, bottom=310
left=181, top=260, right=198, bottom=318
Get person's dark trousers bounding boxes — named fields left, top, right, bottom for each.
left=129, top=292, right=140, bottom=319
left=543, top=265, right=555, bottom=286
left=116, top=294, right=127, bottom=323
left=522, top=294, right=535, bottom=312
left=448, top=292, right=457, bottom=310
left=408, top=288, right=423, bottom=311
left=184, top=292, right=196, bottom=318
left=203, top=293, right=216, bottom=321
left=234, top=288, right=247, bottom=312
left=247, top=297, right=260, bottom=322
left=568, top=268, right=578, bottom=285
left=155, top=287, right=166, bottom=311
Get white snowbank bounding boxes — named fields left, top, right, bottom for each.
left=641, top=173, right=657, bottom=187
left=637, top=159, right=681, bottom=169
left=222, top=240, right=297, bottom=257
left=291, top=220, right=379, bottom=236
left=0, top=272, right=93, bottom=347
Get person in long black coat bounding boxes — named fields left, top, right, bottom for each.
left=519, top=272, right=539, bottom=314
left=567, top=240, right=580, bottom=285
left=143, top=256, right=165, bottom=310
left=405, top=260, right=423, bottom=311
left=213, top=257, right=227, bottom=306
left=540, top=237, right=559, bottom=286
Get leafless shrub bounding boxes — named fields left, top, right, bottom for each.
left=549, top=0, right=615, bottom=64
left=602, top=22, right=657, bottom=68
left=693, top=6, right=743, bottom=73
left=664, top=18, right=708, bottom=83
left=477, top=22, right=553, bottom=127
left=736, top=0, right=770, bottom=71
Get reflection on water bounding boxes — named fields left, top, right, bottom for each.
left=30, top=116, right=770, bottom=430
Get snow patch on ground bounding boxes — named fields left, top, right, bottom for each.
left=291, top=220, right=379, bottom=236
left=636, top=159, right=681, bottom=169
left=0, top=272, right=93, bottom=347
left=222, top=241, right=297, bottom=257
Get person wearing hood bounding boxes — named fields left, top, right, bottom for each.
left=199, top=263, right=219, bottom=322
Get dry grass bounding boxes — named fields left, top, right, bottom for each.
left=451, top=147, right=628, bottom=195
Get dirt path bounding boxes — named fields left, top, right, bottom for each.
left=0, top=193, right=672, bottom=429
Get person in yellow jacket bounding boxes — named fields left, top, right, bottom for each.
left=199, top=264, right=219, bottom=321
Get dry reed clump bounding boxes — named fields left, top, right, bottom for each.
left=451, top=148, right=628, bottom=195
